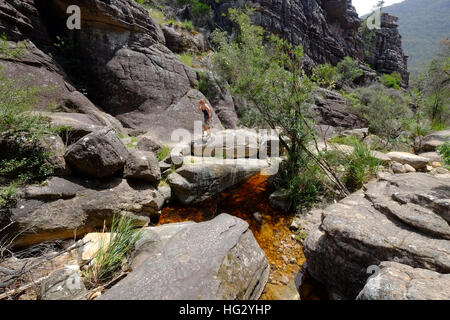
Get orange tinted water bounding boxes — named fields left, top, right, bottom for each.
left=158, top=174, right=308, bottom=299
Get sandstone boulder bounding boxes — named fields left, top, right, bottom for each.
left=99, top=214, right=269, bottom=300
left=304, top=172, right=450, bottom=299
left=136, top=133, right=162, bottom=153
left=124, top=149, right=161, bottom=185
left=386, top=152, right=429, bottom=169
left=419, top=152, right=443, bottom=163
left=167, top=157, right=273, bottom=204
left=39, top=266, right=87, bottom=300
left=49, top=113, right=105, bottom=144
left=161, top=24, right=205, bottom=53
left=357, top=261, right=450, bottom=300
left=65, top=127, right=128, bottom=178
left=269, top=190, right=292, bottom=213
left=191, top=129, right=259, bottom=159
left=196, top=71, right=238, bottom=129
left=421, top=130, right=450, bottom=152
left=6, top=177, right=163, bottom=247
left=38, top=135, right=71, bottom=176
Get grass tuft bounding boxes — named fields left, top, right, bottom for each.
left=82, top=214, right=142, bottom=287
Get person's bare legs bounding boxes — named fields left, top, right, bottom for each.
left=202, top=124, right=208, bottom=140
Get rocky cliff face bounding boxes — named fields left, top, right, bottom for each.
left=363, top=13, right=409, bottom=85
left=206, top=0, right=364, bottom=68
left=202, top=0, right=408, bottom=82
left=0, top=0, right=408, bottom=140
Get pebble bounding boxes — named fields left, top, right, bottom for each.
left=431, top=162, right=442, bottom=168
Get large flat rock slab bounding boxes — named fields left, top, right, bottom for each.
left=304, top=172, right=450, bottom=299
left=99, top=214, right=269, bottom=300
left=357, top=261, right=450, bottom=300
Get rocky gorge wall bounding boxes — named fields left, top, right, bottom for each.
left=0, top=0, right=410, bottom=142
left=198, top=0, right=408, bottom=82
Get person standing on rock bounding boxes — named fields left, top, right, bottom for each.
left=198, top=99, right=212, bottom=140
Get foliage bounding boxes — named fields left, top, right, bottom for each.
left=0, top=34, right=26, bottom=59
left=311, top=63, right=337, bottom=88
left=82, top=214, right=142, bottom=286
left=274, top=156, right=326, bottom=208
left=180, top=20, right=195, bottom=31
left=0, top=183, right=18, bottom=213
left=148, top=8, right=166, bottom=25
left=438, top=141, right=450, bottom=167
left=0, top=67, right=56, bottom=209
left=177, top=52, right=194, bottom=67
left=325, top=141, right=381, bottom=192
left=412, top=40, right=450, bottom=126
left=177, top=0, right=211, bottom=16
left=329, top=135, right=361, bottom=148
left=157, top=145, right=171, bottom=161
left=212, top=9, right=350, bottom=208
left=381, top=72, right=402, bottom=89
left=335, top=57, right=364, bottom=86
left=344, top=83, right=412, bottom=141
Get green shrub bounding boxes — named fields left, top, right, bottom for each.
left=0, top=34, right=26, bottom=59
left=311, top=63, right=337, bottom=88
left=336, top=57, right=364, bottom=86
left=324, top=140, right=381, bottom=192
left=345, top=83, right=412, bottom=141
left=438, top=141, right=450, bottom=167
left=0, top=183, right=18, bottom=213
left=157, top=145, right=171, bottom=161
left=0, top=67, right=56, bottom=209
left=177, top=52, right=194, bottom=67
left=381, top=72, right=402, bottom=89
left=82, top=214, right=142, bottom=286
left=329, top=135, right=361, bottom=147
left=273, top=155, right=326, bottom=209
left=181, top=20, right=195, bottom=31
left=177, top=0, right=211, bottom=16
left=342, top=142, right=381, bottom=191
left=197, top=71, right=220, bottom=101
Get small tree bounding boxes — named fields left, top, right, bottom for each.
left=212, top=10, right=349, bottom=208
left=414, top=40, right=450, bottom=126
left=335, top=57, right=364, bottom=87
left=311, top=63, right=338, bottom=89
left=345, top=83, right=412, bottom=143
